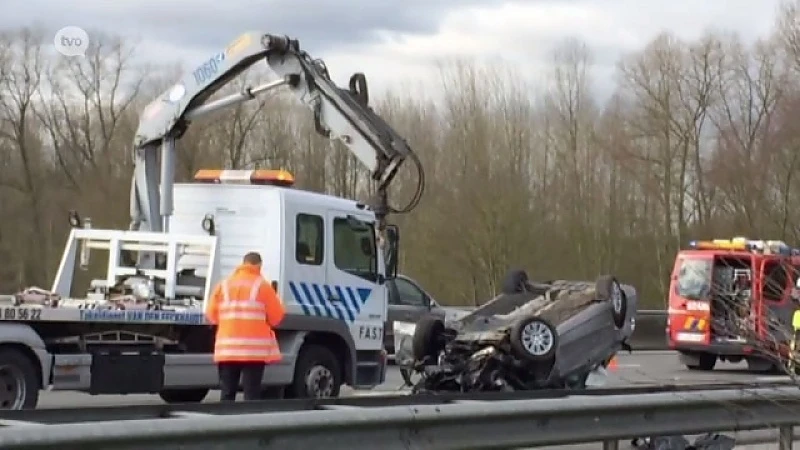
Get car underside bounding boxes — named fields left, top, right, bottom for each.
left=394, top=271, right=638, bottom=393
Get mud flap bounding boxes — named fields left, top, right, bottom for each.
left=622, top=341, right=633, bottom=353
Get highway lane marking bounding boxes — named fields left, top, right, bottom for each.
left=755, top=376, right=792, bottom=382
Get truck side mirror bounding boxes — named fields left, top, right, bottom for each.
left=384, top=224, right=399, bottom=279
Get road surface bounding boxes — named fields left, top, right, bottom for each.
left=34, top=350, right=793, bottom=408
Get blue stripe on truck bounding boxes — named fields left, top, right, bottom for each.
left=288, top=281, right=372, bottom=323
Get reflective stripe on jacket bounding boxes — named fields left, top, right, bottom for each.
left=205, top=264, right=286, bottom=363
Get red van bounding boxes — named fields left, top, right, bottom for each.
left=667, top=238, right=800, bottom=372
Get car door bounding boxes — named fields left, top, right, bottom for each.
left=385, top=277, right=430, bottom=354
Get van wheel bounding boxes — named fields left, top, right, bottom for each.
left=158, top=388, right=209, bottom=404
left=291, top=345, right=342, bottom=399
left=686, top=354, right=716, bottom=371
left=0, top=348, right=39, bottom=410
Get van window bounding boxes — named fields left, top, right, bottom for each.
left=333, top=218, right=377, bottom=282
left=296, top=214, right=323, bottom=265
left=762, top=261, right=788, bottom=302
left=676, top=258, right=712, bottom=300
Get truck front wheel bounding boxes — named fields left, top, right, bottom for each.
left=290, top=345, right=342, bottom=399
left=158, top=388, right=209, bottom=404
left=0, top=348, right=39, bottom=410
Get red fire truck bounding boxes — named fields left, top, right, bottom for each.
left=667, top=237, right=800, bottom=372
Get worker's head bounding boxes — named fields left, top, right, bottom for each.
left=242, top=252, right=262, bottom=267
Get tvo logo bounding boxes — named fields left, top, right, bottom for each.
left=54, top=26, right=89, bottom=57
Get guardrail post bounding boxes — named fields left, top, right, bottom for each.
left=779, top=425, right=794, bottom=450
left=602, top=439, right=619, bottom=450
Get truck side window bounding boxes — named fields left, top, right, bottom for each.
left=333, top=218, right=377, bottom=282
left=296, top=214, right=323, bottom=265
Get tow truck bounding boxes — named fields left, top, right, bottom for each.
left=0, top=32, right=424, bottom=409
left=667, top=237, right=800, bottom=373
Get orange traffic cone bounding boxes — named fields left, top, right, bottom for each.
left=607, top=357, right=618, bottom=371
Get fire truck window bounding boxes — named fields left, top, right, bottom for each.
left=762, top=262, right=787, bottom=302
left=677, top=258, right=712, bottom=300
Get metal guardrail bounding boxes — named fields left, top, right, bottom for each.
left=0, top=385, right=799, bottom=449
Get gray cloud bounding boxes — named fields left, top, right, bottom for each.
left=2, top=0, right=510, bottom=55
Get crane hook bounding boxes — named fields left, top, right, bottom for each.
left=349, top=73, right=369, bottom=106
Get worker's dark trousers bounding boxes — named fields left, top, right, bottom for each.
left=218, top=362, right=266, bottom=402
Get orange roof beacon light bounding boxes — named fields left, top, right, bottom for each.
left=193, top=169, right=295, bottom=187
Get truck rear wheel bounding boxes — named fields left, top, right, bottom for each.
left=0, top=348, right=39, bottom=410
left=158, top=388, right=209, bottom=404
left=290, top=345, right=342, bottom=399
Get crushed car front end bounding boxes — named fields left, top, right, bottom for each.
left=395, top=273, right=638, bottom=393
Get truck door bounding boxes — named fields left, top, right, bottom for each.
left=285, top=209, right=328, bottom=317
left=326, top=210, right=385, bottom=351
left=758, top=258, right=794, bottom=345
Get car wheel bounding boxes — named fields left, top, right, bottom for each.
left=412, top=315, right=446, bottom=361
left=159, top=388, right=209, bottom=404
left=0, top=348, right=39, bottom=410
left=510, top=316, right=559, bottom=362
left=290, top=345, right=342, bottom=399
left=596, top=275, right=627, bottom=329
left=502, top=269, right=530, bottom=294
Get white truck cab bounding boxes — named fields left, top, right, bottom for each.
left=171, top=169, right=390, bottom=388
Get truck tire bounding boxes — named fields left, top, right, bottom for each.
left=0, top=348, right=40, bottom=410
left=290, top=345, right=342, bottom=399
left=686, top=353, right=716, bottom=371
left=158, top=388, right=209, bottom=404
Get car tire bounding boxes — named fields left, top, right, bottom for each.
left=510, top=316, right=559, bottom=362
left=0, top=348, right=39, bottom=410
left=159, top=388, right=209, bottom=404
left=596, top=275, right=627, bottom=329
left=502, top=269, right=530, bottom=294
left=290, top=345, right=342, bottom=399
left=412, top=315, right=446, bottom=361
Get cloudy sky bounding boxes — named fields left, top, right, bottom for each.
left=2, top=0, right=788, bottom=100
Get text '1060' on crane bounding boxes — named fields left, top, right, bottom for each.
left=130, top=31, right=424, bottom=238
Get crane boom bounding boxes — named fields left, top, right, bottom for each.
left=129, top=32, right=423, bottom=240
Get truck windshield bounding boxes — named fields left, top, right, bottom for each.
left=676, top=258, right=712, bottom=300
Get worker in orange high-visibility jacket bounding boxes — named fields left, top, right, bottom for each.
left=205, top=252, right=286, bottom=402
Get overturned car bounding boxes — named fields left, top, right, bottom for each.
left=394, top=271, right=638, bottom=393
